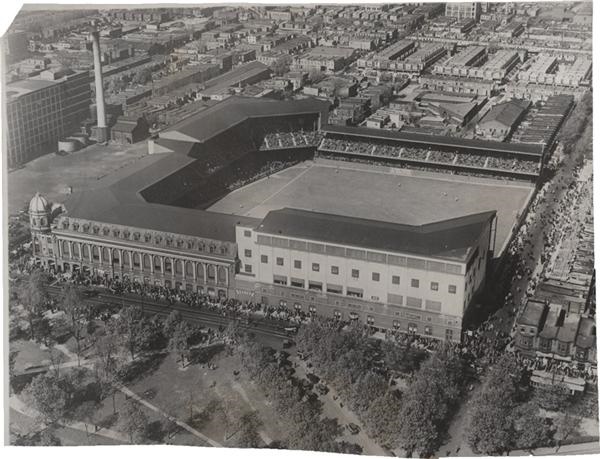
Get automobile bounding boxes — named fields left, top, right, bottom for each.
left=282, top=339, right=293, bottom=349
left=284, top=326, right=298, bottom=335
left=143, top=388, right=156, bottom=400
left=306, top=373, right=320, bottom=385
left=347, top=423, right=360, bottom=435
left=315, top=383, right=328, bottom=395
left=82, top=289, right=99, bottom=298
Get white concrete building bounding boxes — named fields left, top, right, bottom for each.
left=235, top=208, right=496, bottom=341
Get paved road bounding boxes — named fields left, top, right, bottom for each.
left=46, top=283, right=292, bottom=341
left=509, top=440, right=600, bottom=456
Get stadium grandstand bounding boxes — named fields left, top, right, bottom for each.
left=142, top=97, right=329, bottom=208
left=317, top=125, right=545, bottom=180
left=511, top=94, right=574, bottom=149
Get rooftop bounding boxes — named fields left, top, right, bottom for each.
left=161, top=96, right=330, bottom=145
left=255, top=207, right=496, bottom=262
left=322, top=124, right=546, bottom=156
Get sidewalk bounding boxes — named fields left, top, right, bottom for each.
left=10, top=394, right=129, bottom=443
left=509, top=440, right=600, bottom=456
left=117, top=385, right=223, bottom=447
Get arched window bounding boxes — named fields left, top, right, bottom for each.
left=92, top=246, right=100, bottom=260
left=207, top=265, right=216, bottom=281
left=82, top=245, right=90, bottom=260
left=185, top=261, right=193, bottom=277
left=102, top=247, right=110, bottom=262
left=143, top=254, right=151, bottom=269
left=197, top=263, right=204, bottom=280
left=217, top=266, right=227, bottom=284
left=62, top=240, right=69, bottom=255
left=132, top=253, right=141, bottom=268
left=175, top=259, right=183, bottom=275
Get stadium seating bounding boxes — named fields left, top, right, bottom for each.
left=318, top=135, right=541, bottom=178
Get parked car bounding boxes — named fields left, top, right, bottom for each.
left=347, top=423, right=360, bottom=435
left=306, top=373, right=320, bottom=385
left=315, top=383, right=328, bottom=395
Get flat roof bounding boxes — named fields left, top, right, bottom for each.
left=518, top=300, right=547, bottom=327
left=62, top=152, right=259, bottom=242
left=162, top=96, right=330, bottom=144
left=201, top=61, right=270, bottom=93
left=6, top=78, right=59, bottom=99
left=255, top=207, right=495, bottom=262
left=322, top=124, right=545, bottom=156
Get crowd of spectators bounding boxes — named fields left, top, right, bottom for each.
left=519, top=354, right=597, bottom=384
left=455, top=152, right=487, bottom=167
left=258, top=128, right=323, bottom=151
left=319, top=137, right=541, bottom=175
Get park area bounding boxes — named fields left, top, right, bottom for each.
left=208, top=158, right=535, bottom=257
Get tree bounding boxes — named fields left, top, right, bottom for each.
left=287, top=416, right=341, bottom=452
left=48, top=347, right=66, bottom=379
left=25, top=374, right=69, bottom=426
left=8, top=349, right=18, bottom=394
left=39, top=429, right=62, bottom=446
left=308, top=68, right=324, bottom=83
left=16, top=269, right=49, bottom=340
left=534, top=383, right=571, bottom=412
left=398, top=346, right=465, bottom=456
left=363, top=391, right=402, bottom=448
left=223, top=319, right=242, bottom=347
left=554, top=412, right=582, bottom=449
left=466, top=354, right=523, bottom=455
left=133, top=68, right=152, bottom=85
left=348, top=370, right=387, bottom=415
left=272, top=55, right=293, bottom=76
left=168, top=321, right=193, bottom=367
left=92, top=325, right=123, bottom=413
left=163, top=310, right=182, bottom=337
left=513, top=402, right=552, bottom=451
left=148, top=43, right=167, bottom=55
left=35, top=316, right=54, bottom=347
left=236, top=410, right=262, bottom=448
left=116, top=306, right=145, bottom=361
left=122, top=399, right=149, bottom=443
left=58, top=283, right=86, bottom=366
left=70, top=400, right=99, bottom=441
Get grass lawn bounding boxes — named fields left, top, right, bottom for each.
left=209, top=159, right=534, bottom=257
left=96, top=344, right=289, bottom=447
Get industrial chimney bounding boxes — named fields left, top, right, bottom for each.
left=90, top=23, right=107, bottom=143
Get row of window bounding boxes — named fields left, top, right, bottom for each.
left=245, top=253, right=458, bottom=293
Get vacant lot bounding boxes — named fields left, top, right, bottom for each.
left=209, top=159, right=534, bottom=257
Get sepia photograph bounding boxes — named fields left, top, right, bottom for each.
left=2, top=1, right=598, bottom=457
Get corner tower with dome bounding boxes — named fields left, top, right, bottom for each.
left=29, top=192, right=51, bottom=233
left=28, top=192, right=57, bottom=267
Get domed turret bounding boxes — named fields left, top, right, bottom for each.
left=29, top=192, right=51, bottom=233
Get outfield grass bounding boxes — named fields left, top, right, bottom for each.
left=208, top=160, right=534, bottom=257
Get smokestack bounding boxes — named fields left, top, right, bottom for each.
left=90, top=24, right=107, bottom=143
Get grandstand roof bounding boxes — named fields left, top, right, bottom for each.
left=161, top=96, right=330, bottom=146
left=62, top=152, right=259, bottom=243
left=322, top=124, right=545, bottom=156
left=479, top=99, right=530, bottom=130
left=256, top=207, right=496, bottom=262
